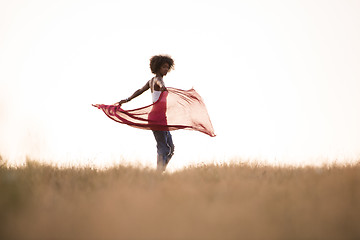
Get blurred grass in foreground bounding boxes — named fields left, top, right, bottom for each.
left=0, top=159, right=359, bottom=240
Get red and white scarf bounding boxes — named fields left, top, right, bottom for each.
left=92, top=88, right=215, bottom=137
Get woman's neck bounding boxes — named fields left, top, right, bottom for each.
left=156, top=73, right=163, bottom=78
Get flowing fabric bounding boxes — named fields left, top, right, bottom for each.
left=92, top=87, right=215, bottom=137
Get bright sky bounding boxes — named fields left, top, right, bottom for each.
left=1, top=0, right=360, bottom=169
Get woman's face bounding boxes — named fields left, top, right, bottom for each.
left=159, top=63, right=170, bottom=76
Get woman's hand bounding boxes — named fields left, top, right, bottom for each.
left=114, top=99, right=128, bottom=106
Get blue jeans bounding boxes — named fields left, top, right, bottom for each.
left=152, top=130, right=175, bottom=168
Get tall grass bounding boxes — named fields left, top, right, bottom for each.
left=1, top=159, right=359, bottom=240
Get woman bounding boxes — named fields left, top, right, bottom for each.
left=115, top=55, right=175, bottom=171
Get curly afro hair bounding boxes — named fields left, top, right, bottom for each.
left=149, top=55, right=175, bottom=74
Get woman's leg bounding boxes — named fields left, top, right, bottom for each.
left=166, top=131, right=175, bottom=164
left=152, top=130, right=171, bottom=171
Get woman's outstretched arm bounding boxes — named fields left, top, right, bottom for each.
left=115, top=81, right=150, bottom=106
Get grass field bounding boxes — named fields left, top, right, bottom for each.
left=1, top=158, right=359, bottom=240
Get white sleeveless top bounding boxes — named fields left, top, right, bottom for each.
left=152, top=91, right=162, bottom=103
left=150, top=77, right=164, bottom=103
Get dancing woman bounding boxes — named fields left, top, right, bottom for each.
left=115, top=55, right=175, bottom=171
